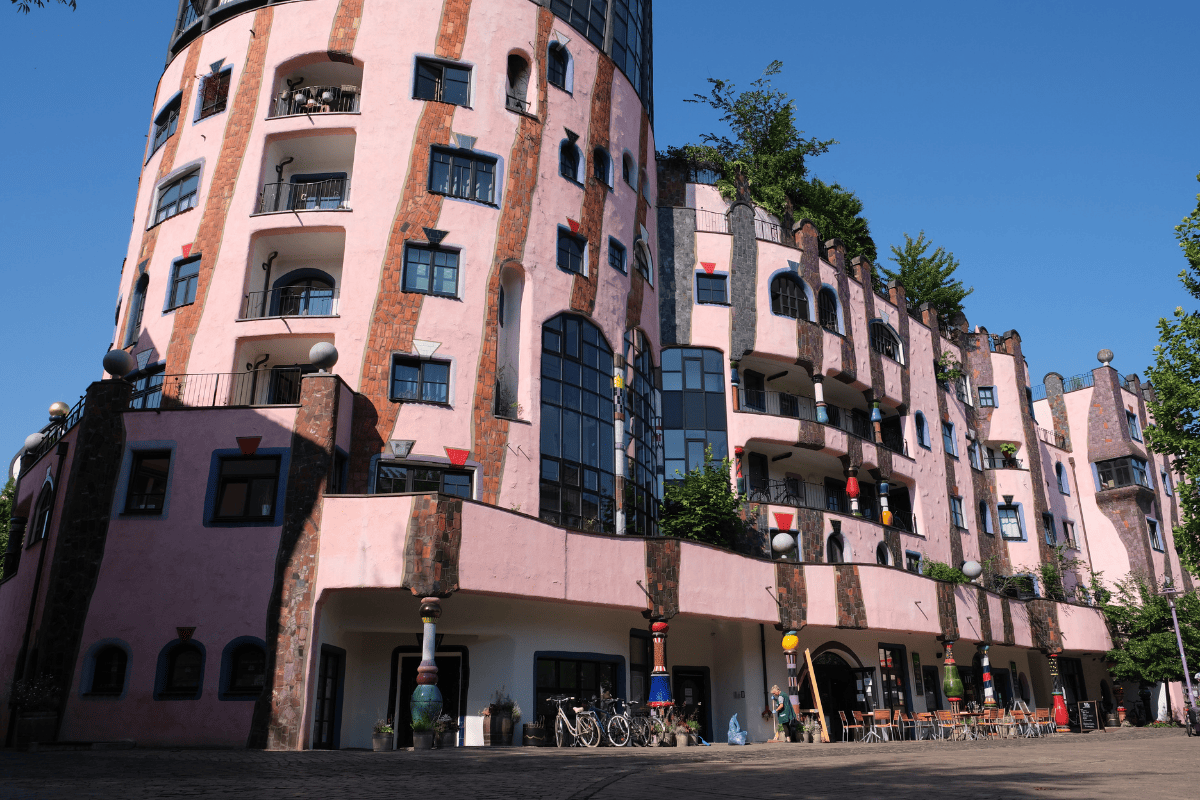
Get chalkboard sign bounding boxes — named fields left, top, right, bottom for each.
left=1077, top=700, right=1104, bottom=732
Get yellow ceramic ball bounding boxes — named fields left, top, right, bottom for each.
left=781, top=634, right=799, bottom=651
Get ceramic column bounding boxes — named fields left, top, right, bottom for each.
left=871, top=401, right=883, bottom=444
left=648, top=621, right=673, bottom=713
left=846, top=465, right=861, bottom=517
left=879, top=481, right=892, bottom=527
left=410, top=598, right=444, bottom=737
left=782, top=630, right=802, bottom=719
left=980, top=644, right=996, bottom=707
left=813, top=375, right=828, bottom=424
left=1049, top=653, right=1069, bottom=732
left=942, top=640, right=964, bottom=715
left=613, top=355, right=626, bottom=535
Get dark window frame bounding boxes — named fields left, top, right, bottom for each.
left=592, top=147, right=611, bottom=186
left=198, top=68, right=232, bottom=120
left=225, top=642, right=267, bottom=697
left=212, top=455, right=282, bottom=523
left=869, top=321, right=903, bottom=363
left=88, top=645, right=129, bottom=696
left=124, top=449, right=172, bottom=514
left=695, top=273, right=728, bottom=305
left=390, top=356, right=452, bottom=405
left=1147, top=518, right=1164, bottom=552
left=998, top=504, right=1024, bottom=541
left=154, top=170, right=200, bottom=226
left=770, top=273, right=808, bottom=320
left=817, top=287, right=839, bottom=332
left=607, top=238, right=627, bottom=273
left=167, top=257, right=201, bottom=310
left=557, top=229, right=587, bottom=276
left=402, top=243, right=460, bottom=298
left=151, top=96, right=181, bottom=155
left=374, top=459, right=473, bottom=498
left=1096, top=457, right=1151, bottom=490
left=161, top=642, right=204, bottom=698
left=942, top=420, right=958, bottom=457
left=560, top=141, right=582, bottom=183
left=429, top=146, right=496, bottom=205
left=950, top=496, right=966, bottom=529
left=413, top=57, right=472, bottom=106
left=547, top=43, right=570, bottom=90
left=129, top=365, right=165, bottom=410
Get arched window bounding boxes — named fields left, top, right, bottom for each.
left=124, top=273, right=149, bottom=347
left=827, top=533, right=846, bottom=564
left=560, top=141, right=581, bottom=183
left=818, top=287, right=839, bottom=332
left=227, top=643, right=266, bottom=696
left=869, top=321, right=902, bottom=363
left=273, top=272, right=335, bottom=317
left=770, top=274, right=807, bottom=319
left=539, top=314, right=615, bottom=532
left=28, top=483, right=54, bottom=546
left=622, top=153, right=635, bottom=187
left=625, top=330, right=660, bottom=536
left=90, top=645, right=128, bottom=695
left=593, top=147, right=611, bottom=186
left=161, top=642, right=203, bottom=697
left=914, top=412, right=929, bottom=448
left=547, top=43, right=569, bottom=90
left=495, top=266, right=524, bottom=420
left=876, top=542, right=892, bottom=566
left=505, top=53, right=531, bottom=113
left=633, top=240, right=652, bottom=283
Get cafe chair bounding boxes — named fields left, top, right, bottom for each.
left=839, top=710, right=863, bottom=742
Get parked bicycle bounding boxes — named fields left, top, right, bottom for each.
left=549, top=695, right=600, bottom=747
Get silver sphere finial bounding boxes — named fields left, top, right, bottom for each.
left=1097, top=349, right=1114, bottom=366
left=962, top=560, right=983, bottom=580
left=102, top=349, right=137, bottom=378
left=24, top=432, right=45, bottom=452
left=309, top=342, right=339, bottom=371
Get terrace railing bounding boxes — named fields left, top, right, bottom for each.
left=268, top=84, right=361, bottom=118
left=136, top=368, right=308, bottom=409
left=695, top=208, right=730, bottom=234
left=22, top=396, right=85, bottom=470
left=256, top=178, right=350, bottom=213
left=241, top=287, right=339, bottom=319
left=754, top=218, right=783, bottom=243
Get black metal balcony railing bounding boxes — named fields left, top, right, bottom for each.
left=984, top=455, right=1024, bottom=470
left=748, top=478, right=827, bottom=509
left=241, top=287, right=339, bottom=319
left=269, top=85, right=361, bottom=118
left=738, top=389, right=907, bottom=454
left=1037, top=426, right=1068, bottom=450
left=174, top=0, right=202, bottom=37
left=256, top=179, right=350, bottom=214
left=505, top=94, right=530, bottom=113
left=888, top=510, right=916, bottom=534
left=131, top=368, right=307, bottom=410
left=695, top=208, right=730, bottom=234
left=22, top=396, right=85, bottom=470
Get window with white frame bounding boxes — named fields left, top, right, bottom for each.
left=915, top=412, right=930, bottom=449
left=968, top=441, right=982, bottom=470
left=998, top=505, right=1023, bottom=540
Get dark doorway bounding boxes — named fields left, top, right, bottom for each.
left=672, top=667, right=712, bottom=741
left=798, top=651, right=865, bottom=741
left=922, top=666, right=942, bottom=711
left=394, top=652, right=464, bottom=748
left=313, top=645, right=345, bottom=749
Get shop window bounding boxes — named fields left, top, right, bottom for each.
left=535, top=653, right=619, bottom=733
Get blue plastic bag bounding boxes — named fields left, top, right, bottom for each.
left=727, top=713, right=749, bottom=745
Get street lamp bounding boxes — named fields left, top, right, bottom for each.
left=1161, top=580, right=1198, bottom=734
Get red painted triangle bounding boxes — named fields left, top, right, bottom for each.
left=567, top=218, right=580, bottom=234
left=773, top=513, right=794, bottom=531
left=181, top=243, right=193, bottom=258
left=445, top=447, right=470, bottom=467
left=700, top=262, right=716, bottom=274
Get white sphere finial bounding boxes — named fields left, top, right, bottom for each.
left=962, top=560, right=983, bottom=580
left=24, top=432, right=45, bottom=452
left=1097, top=349, right=1114, bottom=366
left=771, top=532, right=796, bottom=554
left=309, top=342, right=339, bottom=371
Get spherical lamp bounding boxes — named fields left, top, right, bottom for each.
left=309, top=342, right=339, bottom=371
left=962, top=560, right=983, bottom=580
left=772, top=532, right=796, bottom=554
left=24, top=432, right=45, bottom=452
left=781, top=632, right=799, bottom=652
left=102, top=349, right=136, bottom=379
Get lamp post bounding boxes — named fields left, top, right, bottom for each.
left=1161, top=581, right=1198, bottom=731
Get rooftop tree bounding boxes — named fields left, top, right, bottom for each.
left=11, top=0, right=75, bottom=11
left=879, top=232, right=973, bottom=324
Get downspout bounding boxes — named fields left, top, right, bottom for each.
left=760, top=623, right=770, bottom=717
left=260, top=251, right=278, bottom=318
left=272, top=158, right=293, bottom=213
left=248, top=354, right=270, bottom=406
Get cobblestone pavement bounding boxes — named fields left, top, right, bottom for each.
left=0, top=729, right=1193, bottom=799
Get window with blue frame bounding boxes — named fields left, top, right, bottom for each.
left=661, top=347, right=727, bottom=481
left=151, top=96, right=180, bottom=155
left=942, top=419, right=958, bottom=456
left=430, top=148, right=495, bottom=205
left=167, top=257, right=200, bottom=310
left=414, top=58, right=471, bottom=106
left=1127, top=411, right=1142, bottom=441
left=608, top=238, right=627, bottom=273
left=403, top=245, right=459, bottom=297
left=1148, top=518, right=1164, bottom=552
left=539, top=314, right=615, bottom=531
left=950, top=497, right=966, bottom=529
left=1042, top=512, right=1056, bottom=545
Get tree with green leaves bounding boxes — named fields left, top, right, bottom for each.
left=0, top=478, right=12, bottom=559
left=1101, top=576, right=1200, bottom=691
left=792, top=177, right=877, bottom=264
left=1145, top=171, right=1200, bottom=574
left=11, top=0, right=75, bottom=12
left=659, top=451, right=751, bottom=548
left=879, top=232, right=973, bottom=323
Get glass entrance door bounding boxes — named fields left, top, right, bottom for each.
left=313, top=647, right=342, bottom=749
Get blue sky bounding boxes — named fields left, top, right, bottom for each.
left=2, top=0, right=1198, bottom=464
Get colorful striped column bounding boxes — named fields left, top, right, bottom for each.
left=980, top=644, right=996, bottom=707
left=410, top=597, right=444, bottom=734
left=782, top=630, right=802, bottom=719
left=648, top=621, right=673, bottom=710
left=1049, top=653, right=1070, bottom=732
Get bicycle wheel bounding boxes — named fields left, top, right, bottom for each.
left=646, top=715, right=667, bottom=746
left=555, top=715, right=569, bottom=747
left=607, top=715, right=632, bottom=747
left=578, top=714, right=602, bottom=747
left=629, top=717, right=648, bottom=747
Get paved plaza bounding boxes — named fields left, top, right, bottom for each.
left=0, top=728, right=1193, bottom=799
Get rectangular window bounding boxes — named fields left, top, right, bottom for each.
left=999, top=505, right=1023, bottom=540
left=168, top=258, right=200, bottom=310
left=535, top=655, right=618, bottom=733
left=375, top=461, right=472, bottom=498
left=549, top=0, right=607, bottom=47
left=968, top=441, right=982, bottom=470
left=1148, top=518, right=1164, bottom=552
left=403, top=245, right=459, bottom=297
left=1127, top=411, right=1142, bottom=441
left=151, top=98, right=180, bottom=154
left=413, top=58, right=471, bottom=106
left=942, top=421, right=957, bottom=456
left=129, top=366, right=165, bottom=410
left=695, top=274, right=727, bottom=304
left=390, top=356, right=451, bottom=404
left=1162, top=470, right=1173, bottom=496
left=1096, top=457, right=1151, bottom=490
left=950, top=497, right=966, bottom=529
left=198, top=69, right=231, bottom=120
left=1042, top=512, right=1056, bottom=545
left=905, top=551, right=921, bottom=574
left=213, top=456, right=281, bottom=522
left=1061, top=520, right=1075, bottom=547
left=154, top=171, right=200, bottom=225
left=557, top=229, right=586, bottom=276
left=608, top=239, right=626, bottom=273
left=978, top=386, right=996, bottom=407
left=125, top=451, right=171, bottom=513
left=634, top=243, right=651, bottom=282
left=429, top=147, right=495, bottom=204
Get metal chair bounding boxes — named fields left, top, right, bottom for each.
left=839, top=710, right=863, bottom=742
left=934, top=710, right=957, bottom=740
left=855, top=710, right=881, bottom=743
left=872, top=709, right=897, bottom=742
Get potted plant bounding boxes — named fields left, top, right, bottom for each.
left=12, top=676, right=59, bottom=747
left=412, top=720, right=435, bottom=751
left=480, top=687, right=520, bottom=746
left=433, top=714, right=459, bottom=749
left=1000, top=443, right=1019, bottom=467
left=686, top=718, right=701, bottom=745
left=803, top=720, right=816, bottom=743
left=673, top=720, right=692, bottom=747
left=372, top=719, right=394, bottom=752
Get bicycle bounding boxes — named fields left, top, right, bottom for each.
left=549, top=695, right=600, bottom=747
left=629, top=701, right=667, bottom=746
left=592, top=696, right=634, bottom=747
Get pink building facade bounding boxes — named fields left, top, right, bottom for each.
left=0, top=0, right=1190, bottom=749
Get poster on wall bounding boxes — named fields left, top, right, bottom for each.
left=912, top=653, right=923, bottom=696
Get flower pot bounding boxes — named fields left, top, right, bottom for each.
left=436, top=731, right=459, bottom=748
left=371, top=734, right=393, bottom=752
left=522, top=723, right=547, bottom=747
left=413, top=730, right=434, bottom=750
left=674, top=733, right=690, bottom=747
left=482, top=709, right=514, bottom=746
left=15, top=711, right=58, bottom=747
left=804, top=730, right=813, bottom=743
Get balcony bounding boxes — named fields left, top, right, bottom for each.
left=746, top=478, right=917, bottom=534
left=695, top=209, right=730, bottom=234
left=737, top=388, right=908, bottom=455
left=983, top=455, right=1024, bottom=470
left=754, top=218, right=784, bottom=243
left=255, top=178, right=351, bottom=214
left=241, top=286, right=339, bottom=320
left=269, top=85, right=360, bottom=118
left=132, top=368, right=307, bottom=409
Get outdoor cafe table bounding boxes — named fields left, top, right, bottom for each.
left=952, top=711, right=984, bottom=741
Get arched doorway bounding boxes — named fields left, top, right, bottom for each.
left=798, top=648, right=872, bottom=741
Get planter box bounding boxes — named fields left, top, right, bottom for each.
left=482, top=710, right=514, bottom=746
left=437, top=731, right=459, bottom=748
left=372, top=734, right=393, bottom=752
left=413, top=731, right=435, bottom=750
left=16, top=711, right=57, bottom=747
left=522, top=723, right=547, bottom=747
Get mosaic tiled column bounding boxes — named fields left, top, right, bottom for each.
left=871, top=400, right=883, bottom=444
left=648, top=621, right=673, bottom=712
left=846, top=465, right=861, bottom=517
left=813, top=375, right=828, bottom=424
left=782, top=630, right=802, bottom=718
left=980, top=644, right=996, bottom=707
left=942, top=640, right=964, bottom=715
left=1049, top=653, right=1069, bottom=732
left=879, top=480, right=892, bottom=527
left=410, top=598, right=443, bottom=734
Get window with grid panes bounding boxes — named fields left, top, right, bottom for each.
left=429, top=147, right=495, bottom=204
left=625, top=330, right=660, bottom=536
left=1148, top=518, right=1164, bottom=551
left=661, top=348, right=727, bottom=482
left=375, top=461, right=472, bottom=498
left=198, top=69, right=231, bottom=120
left=634, top=242, right=651, bottom=282
left=129, top=365, right=165, bottom=409
left=1061, top=520, right=1075, bottom=546
left=168, top=257, right=200, bottom=309
left=560, top=141, right=581, bottom=182
left=549, top=0, right=606, bottom=47
left=557, top=230, right=586, bottom=275
left=154, top=171, right=199, bottom=225
left=611, top=0, right=649, bottom=97
left=695, top=273, right=727, bottom=304
left=817, top=287, right=839, bottom=331
left=1096, top=457, right=1150, bottom=490
left=1127, top=411, right=1142, bottom=441
left=413, top=59, right=470, bottom=106
left=213, top=456, right=280, bottom=522
left=770, top=274, right=807, bottom=319
left=978, top=386, right=996, bottom=407
left=869, top=321, right=902, bottom=362
left=942, top=420, right=958, bottom=456
left=999, top=505, right=1023, bottom=540
left=539, top=315, right=615, bottom=531
left=535, top=655, right=618, bottom=732
left=547, top=43, right=569, bottom=90
left=390, top=357, right=450, bottom=404
left=950, top=497, right=966, bottom=528
left=403, top=245, right=459, bottom=297
left=608, top=239, right=626, bottom=273
left=151, top=97, right=180, bottom=154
